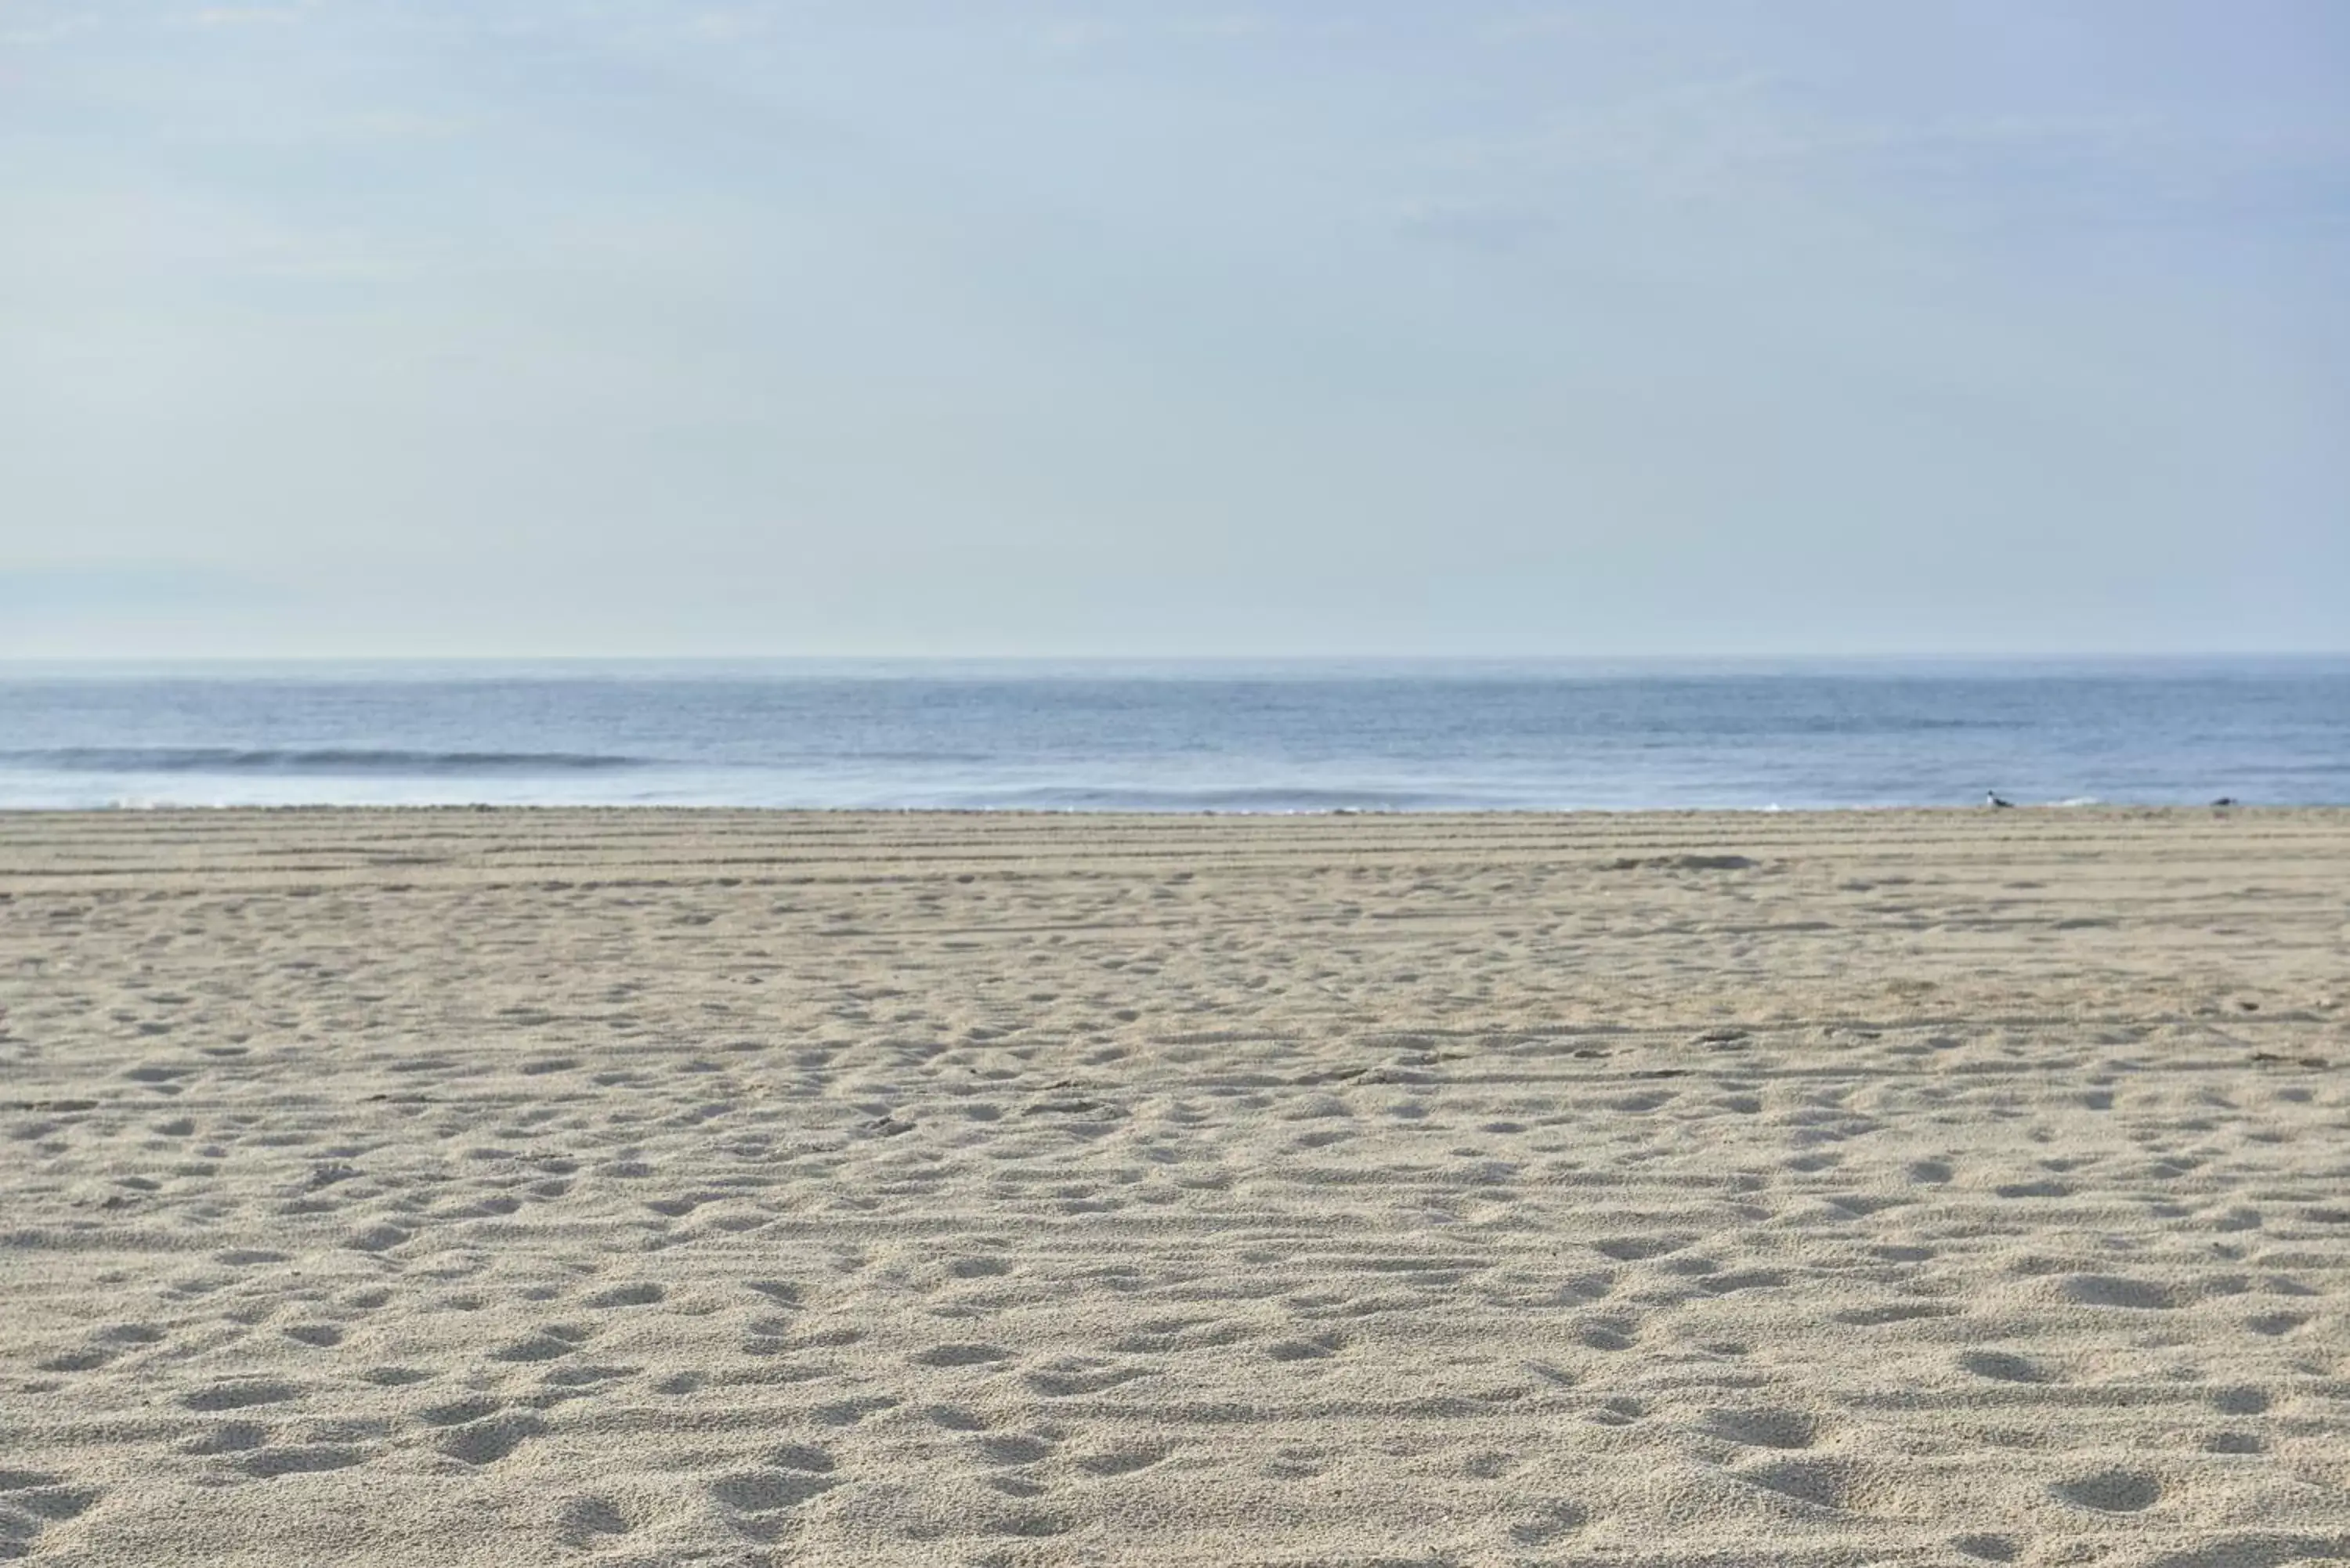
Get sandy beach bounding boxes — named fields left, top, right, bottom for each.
left=2, top=807, right=2345, bottom=1566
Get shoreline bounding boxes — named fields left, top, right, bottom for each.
left=6, top=800, right=2332, bottom=816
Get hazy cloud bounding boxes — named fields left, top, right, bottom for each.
left=2, top=1, right=2343, bottom=656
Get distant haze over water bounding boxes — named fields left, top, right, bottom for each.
left=1, top=659, right=2343, bottom=812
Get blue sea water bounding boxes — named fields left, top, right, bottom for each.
left=0, top=659, right=2343, bottom=811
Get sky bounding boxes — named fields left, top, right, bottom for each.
left=2, top=1, right=2345, bottom=659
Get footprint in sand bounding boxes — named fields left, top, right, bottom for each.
left=1025, top=1360, right=1148, bottom=1397
left=96, top=1323, right=165, bottom=1348
left=1266, top=1330, right=1347, bottom=1362
left=439, top=1412, right=548, bottom=1466
left=1509, top=1501, right=1589, bottom=1545
left=1576, top=1316, right=1638, bottom=1352
left=2050, top=1469, right=2161, bottom=1513
left=584, top=1281, right=664, bottom=1308
left=1737, top=1458, right=1877, bottom=1512
left=183, top=1379, right=304, bottom=1413
left=490, top=1324, right=591, bottom=1363
left=418, top=1395, right=503, bottom=1427
left=810, top=1396, right=898, bottom=1427
left=911, top=1342, right=1015, bottom=1368
left=2060, top=1274, right=2176, bottom=1310
left=1958, top=1349, right=2050, bottom=1384
left=34, top=1321, right=165, bottom=1373
left=990, top=1511, right=1068, bottom=1538
left=707, top=1455, right=841, bottom=1539
left=182, top=1422, right=272, bottom=1455
left=555, top=1494, right=634, bottom=1548
left=343, top=1223, right=410, bottom=1253
left=1834, top=1301, right=1956, bottom=1327
left=1699, top=1407, right=1818, bottom=1450
left=237, top=1444, right=369, bottom=1479
left=926, top=1405, right=988, bottom=1432
left=0, top=1470, right=101, bottom=1559
left=360, top=1366, right=432, bottom=1387
left=1077, top=1446, right=1167, bottom=1478
left=978, top=1433, right=1056, bottom=1468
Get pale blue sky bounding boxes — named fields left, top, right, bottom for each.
left=3, top=1, right=2345, bottom=656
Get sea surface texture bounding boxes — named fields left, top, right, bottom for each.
left=1, top=659, right=2344, bottom=811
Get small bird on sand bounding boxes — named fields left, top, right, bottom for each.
left=1985, top=791, right=2013, bottom=808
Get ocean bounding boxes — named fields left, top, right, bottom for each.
left=0, top=659, right=2343, bottom=812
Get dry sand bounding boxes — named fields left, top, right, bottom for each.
left=2, top=807, right=2346, bottom=1566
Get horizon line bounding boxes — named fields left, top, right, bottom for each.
left=4, top=650, right=2346, bottom=670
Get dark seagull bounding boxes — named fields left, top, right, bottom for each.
left=1984, top=791, right=2014, bottom=809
